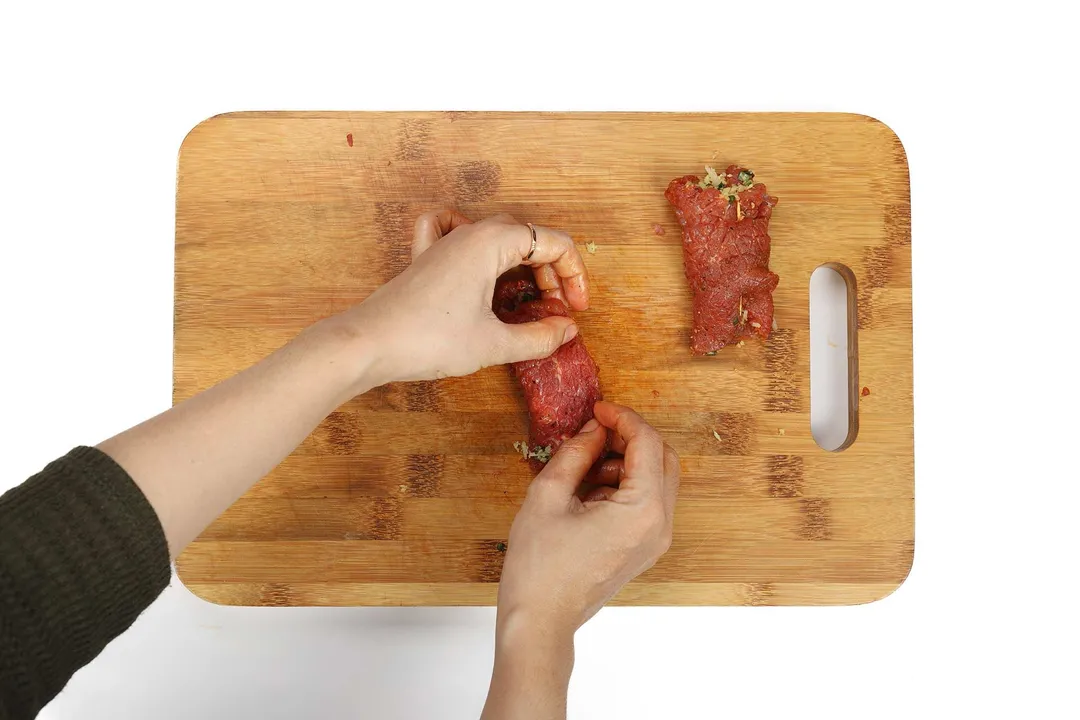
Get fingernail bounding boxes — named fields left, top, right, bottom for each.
left=562, top=323, right=579, bottom=343
left=580, top=418, right=600, bottom=433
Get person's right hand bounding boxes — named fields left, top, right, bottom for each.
left=496, top=401, right=680, bottom=637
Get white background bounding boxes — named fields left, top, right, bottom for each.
left=1, top=1, right=1077, bottom=718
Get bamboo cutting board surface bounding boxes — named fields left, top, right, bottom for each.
left=174, top=112, right=913, bottom=606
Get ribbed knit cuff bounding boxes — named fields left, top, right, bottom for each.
left=0, top=446, right=170, bottom=719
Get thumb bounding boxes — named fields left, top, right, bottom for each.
left=493, top=316, right=578, bottom=365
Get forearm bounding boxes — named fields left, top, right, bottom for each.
left=99, top=314, right=380, bottom=558
left=482, top=610, right=575, bottom=720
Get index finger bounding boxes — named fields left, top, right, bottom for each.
left=412, top=209, right=473, bottom=259
left=497, top=223, right=590, bottom=311
left=592, top=401, right=665, bottom=496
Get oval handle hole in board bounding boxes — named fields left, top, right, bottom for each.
left=809, top=264, right=860, bottom=451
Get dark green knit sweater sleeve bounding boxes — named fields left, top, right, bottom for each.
left=0, top=446, right=171, bottom=720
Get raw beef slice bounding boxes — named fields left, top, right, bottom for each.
left=493, top=270, right=602, bottom=466
left=665, top=164, right=780, bottom=355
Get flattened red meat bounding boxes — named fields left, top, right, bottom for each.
left=665, top=165, right=780, bottom=354
left=494, top=270, right=603, bottom=464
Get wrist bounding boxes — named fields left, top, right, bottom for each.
left=303, top=314, right=386, bottom=401
left=495, top=605, right=576, bottom=659
left=485, top=605, right=575, bottom=720
left=493, top=606, right=575, bottom=697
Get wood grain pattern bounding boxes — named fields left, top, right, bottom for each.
left=174, top=112, right=913, bottom=606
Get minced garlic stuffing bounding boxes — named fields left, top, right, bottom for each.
left=696, top=165, right=755, bottom=221
left=697, top=165, right=724, bottom=190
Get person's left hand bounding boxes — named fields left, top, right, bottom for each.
left=340, top=210, right=590, bottom=387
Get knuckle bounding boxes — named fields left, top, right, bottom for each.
left=644, top=428, right=664, bottom=447
left=636, top=505, right=667, bottom=537
left=493, top=326, right=550, bottom=364
left=554, top=438, right=590, bottom=464
left=526, top=473, right=561, bottom=500
left=526, top=475, right=550, bottom=495
left=659, top=530, right=673, bottom=555
left=651, top=513, right=673, bottom=554
left=664, top=445, right=682, bottom=481
left=481, top=219, right=516, bottom=242
left=462, top=232, right=490, bottom=254
left=633, top=419, right=660, bottom=440
left=526, top=325, right=554, bottom=355
left=651, top=507, right=667, bottom=532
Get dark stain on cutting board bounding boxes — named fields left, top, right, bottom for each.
left=454, top=160, right=501, bottom=203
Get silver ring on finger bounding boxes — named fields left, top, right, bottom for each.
left=524, top=223, right=538, bottom=261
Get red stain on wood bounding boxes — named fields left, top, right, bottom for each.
left=346, top=133, right=354, bottom=147
left=653, top=223, right=665, bottom=236
left=861, top=387, right=870, bottom=397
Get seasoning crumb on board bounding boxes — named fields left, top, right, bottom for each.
left=398, top=484, right=408, bottom=494
left=653, top=223, right=665, bottom=236
left=652, top=389, right=661, bottom=398
left=346, top=133, right=353, bottom=147
left=736, top=340, right=745, bottom=348
left=778, top=428, right=786, bottom=437
left=861, top=387, right=871, bottom=397
left=713, top=430, right=722, bottom=442
left=585, top=241, right=598, bottom=254
left=495, top=542, right=508, bottom=553
left=513, top=440, right=553, bottom=464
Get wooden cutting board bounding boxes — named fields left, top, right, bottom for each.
left=174, top=112, right=913, bottom=606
